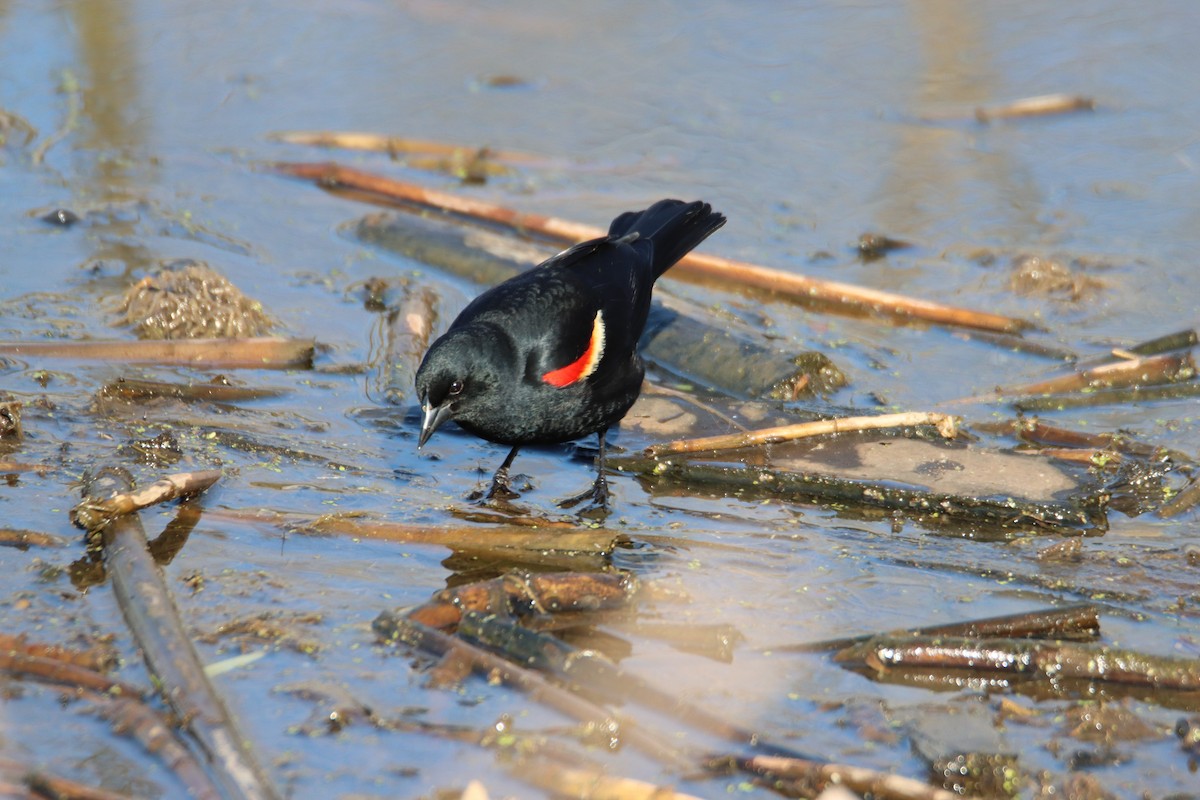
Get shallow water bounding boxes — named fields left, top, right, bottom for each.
left=2, top=1, right=1199, bottom=797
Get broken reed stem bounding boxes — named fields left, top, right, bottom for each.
left=72, top=469, right=222, bottom=532
left=777, top=603, right=1100, bottom=654
left=0, top=337, right=315, bottom=369
left=645, top=411, right=960, bottom=458
left=271, top=162, right=1031, bottom=334
left=81, top=468, right=282, bottom=800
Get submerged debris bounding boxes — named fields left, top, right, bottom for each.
left=1009, top=255, right=1106, bottom=301
left=974, top=94, right=1095, bottom=123
left=117, top=260, right=274, bottom=339
left=857, top=232, right=912, bottom=261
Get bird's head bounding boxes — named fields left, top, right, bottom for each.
left=414, top=327, right=510, bottom=448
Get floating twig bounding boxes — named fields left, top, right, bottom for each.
left=268, top=131, right=548, bottom=165
left=644, top=411, right=960, bottom=458
left=1006, top=352, right=1194, bottom=397
left=97, top=378, right=288, bottom=404
left=72, top=469, right=222, bottom=532
left=0, top=632, right=118, bottom=673
left=80, top=468, right=282, bottom=800
left=273, top=162, right=1032, bottom=334
left=0, top=528, right=67, bottom=549
left=0, top=461, right=52, bottom=475
left=0, top=649, right=141, bottom=696
left=974, top=93, right=1095, bottom=123
left=949, top=352, right=1196, bottom=407
left=0, top=337, right=315, bottom=369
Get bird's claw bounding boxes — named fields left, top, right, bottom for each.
left=469, top=467, right=521, bottom=503
left=558, top=474, right=611, bottom=518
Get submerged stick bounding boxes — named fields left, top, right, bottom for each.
left=1012, top=380, right=1200, bottom=411
left=272, top=162, right=1031, bottom=333
left=733, top=754, right=971, bottom=800
left=837, top=634, right=1200, bottom=692
left=85, top=691, right=223, bottom=800
left=645, top=412, right=960, bottom=458
left=458, top=611, right=814, bottom=762
left=0, top=337, right=315, bottom=369
left=778, top=603, right=1100, bottom=654
left=516, top=759, right=706, bottom=800
left=1159, top=474, right=1200, bottom=519
left=80, top=468, right=281, bottom=800
left=381, top=616, right=692, bottom=770
left=208, top=508, right=618, bottom=559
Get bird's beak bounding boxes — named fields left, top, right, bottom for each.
left=418, top=401, right=454, bottom=449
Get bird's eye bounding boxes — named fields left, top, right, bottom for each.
left=448, top=380, right=464, bottom=396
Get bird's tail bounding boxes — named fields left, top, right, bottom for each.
left=608, top=199, right=726, bottom=279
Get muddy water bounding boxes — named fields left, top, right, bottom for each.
left=2, top=1, right=1199, bottom=797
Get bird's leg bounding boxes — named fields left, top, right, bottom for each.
left=479, top=445, right=521, bottom=501
left=559, top=430, right=611, bottom=513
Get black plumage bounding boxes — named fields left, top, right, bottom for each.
left=415, top=199, right=725, bottom=507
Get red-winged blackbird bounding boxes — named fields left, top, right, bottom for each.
left=415, top=199, right=726, bottom=507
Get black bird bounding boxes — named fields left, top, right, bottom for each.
left=415, top=199, right=725, bottom=507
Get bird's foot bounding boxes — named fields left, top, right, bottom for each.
left=558, top=473, right=611, bottom=519
left=468, top=467, right=522, bottom=503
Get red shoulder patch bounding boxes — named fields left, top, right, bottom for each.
left=542, top=311, right=606, bottom=388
